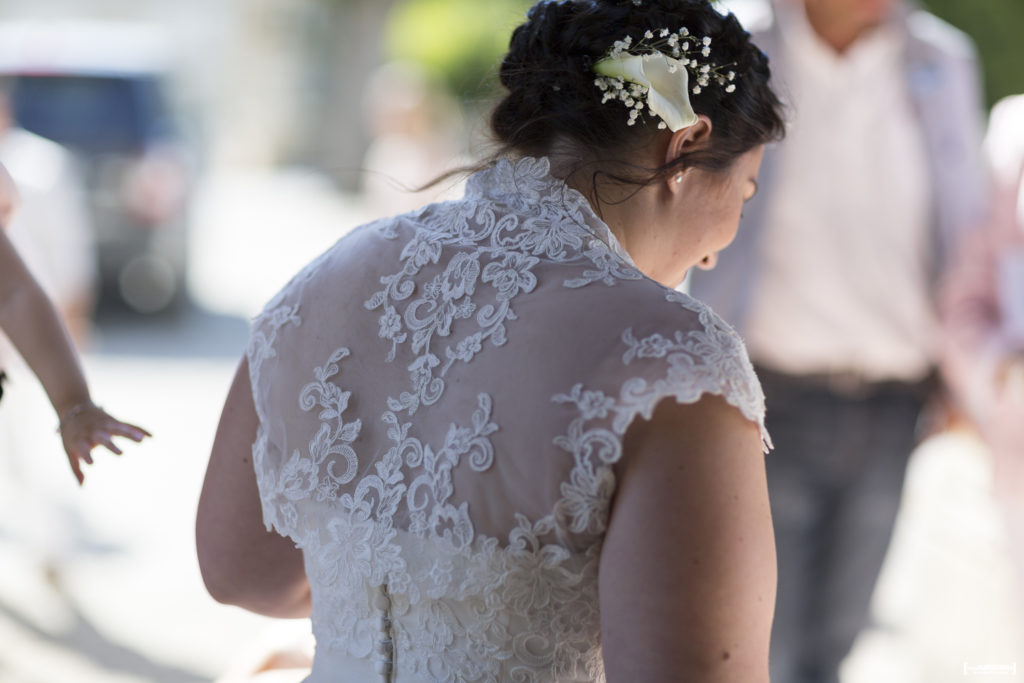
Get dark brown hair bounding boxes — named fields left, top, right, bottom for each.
left=490, top=0, right=785, bottom=184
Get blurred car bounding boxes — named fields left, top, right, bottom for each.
left=0, top=21, right=193, bottom=313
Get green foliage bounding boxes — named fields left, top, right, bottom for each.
left=921, top=0, right=1024, bottom=107
left=385, top=0, right=1024, bottom=107
left=385, top=0, right=534, bottom=99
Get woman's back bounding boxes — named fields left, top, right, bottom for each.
left=246, top=158, right=769, bottom=681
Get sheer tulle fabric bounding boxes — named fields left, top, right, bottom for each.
left=246, top=157, right=769, bottom=682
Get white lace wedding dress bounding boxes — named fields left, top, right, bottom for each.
left=246, top=157, right=770, bottom=682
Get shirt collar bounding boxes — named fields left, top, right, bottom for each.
left=777, top=1, right=905, bottom=76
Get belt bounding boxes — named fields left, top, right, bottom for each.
left=753, top=365, right=937, bottom=401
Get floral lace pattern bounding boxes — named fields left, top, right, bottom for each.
left=246, top=157, right=768, bottom=681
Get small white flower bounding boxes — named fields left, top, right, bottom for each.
left=453, top=334, right=483, bottom=361
left=692, top=85, right=702, bottom=94
left=644, top=30, right=654, bottom=39
left=660, top=28, right=670, bottom=38
left=700, top=64, right=711, bottom=74
left=702, top=46, right=711, bottom=57
left=634, top=333, right=675, bottom=358
left=680, top=27, right=690, bottom=36
left=727, top=71, right=736, bottom=81
left=658, top=121, right=667, bottom=129
left=725, top=83, right=736, bottom=93
left=703, top=36, right=712, bottom=46
left=668, top=34, right=679, bottom=47
left=682, top=41, right=690, bottom=51
left=379, top=307, right=401, bottom=339
left=578, top=390, right=615, bottom=420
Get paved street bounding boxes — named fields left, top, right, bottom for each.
left=0, top=169, right=1022, bottom=682
left=0, top=329, right=282, bottom=683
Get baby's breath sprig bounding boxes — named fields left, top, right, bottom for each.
left=605, top=27, right=735, bottom=96
left=592, top=25, right=738, bottom=131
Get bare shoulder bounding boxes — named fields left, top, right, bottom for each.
left=616, top=394, right=767, bottom=526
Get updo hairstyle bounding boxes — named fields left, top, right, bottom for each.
left=491, top=0, right=785, bottom=183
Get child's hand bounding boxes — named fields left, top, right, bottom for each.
left=58, top=401, right=151, bottom=484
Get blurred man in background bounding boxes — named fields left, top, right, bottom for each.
left=691, top=0, right=988, bottom=681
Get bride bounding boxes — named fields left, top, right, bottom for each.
left=197, top=0, right=785, bottom=680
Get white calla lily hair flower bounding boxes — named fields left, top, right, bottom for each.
left=594, top=51, right=698, bottom=132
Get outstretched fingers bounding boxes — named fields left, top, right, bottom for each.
left=107, top=419, right=152, bottom=443
left=59, top=404, right=151, bottom=484
left=65, top=448, right=86, bottom=486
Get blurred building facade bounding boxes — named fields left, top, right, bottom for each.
left=0, top=0, right=396, bottom=188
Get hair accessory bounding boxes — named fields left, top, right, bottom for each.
left=593, top=27, right=737, bottom=131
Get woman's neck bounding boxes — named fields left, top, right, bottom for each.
left=551, top=138, right=688, bottom=287
left=567, top=169, right=686, bottom=287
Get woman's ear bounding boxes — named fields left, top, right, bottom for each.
left=665, top=114, right=713, bottom=187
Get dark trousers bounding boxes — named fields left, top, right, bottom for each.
left=757, top=367, right=928, bottom=683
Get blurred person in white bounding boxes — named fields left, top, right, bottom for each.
left=941, top=94, right=1024, bottom=621
left=0, top=83, right=106, bottom=500
left=0, top=162, right=149, bottom=485
left=0, top=87, right=97, bottom=343
left=0, top=85, right=141, bottom=574
left=197, top=0, right=788, bottom=681
left=689, top=0, right=988, bottom=681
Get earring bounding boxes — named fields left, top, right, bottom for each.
left=674, top=174, right=683, bottom=184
